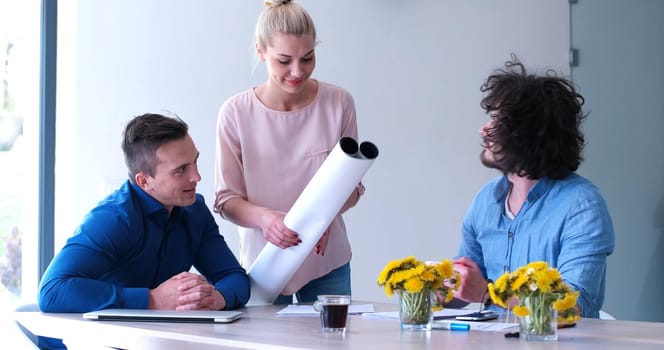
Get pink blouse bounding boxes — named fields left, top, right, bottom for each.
left=214, top=80, right=359, bottom=295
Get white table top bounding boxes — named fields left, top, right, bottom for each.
left=14, top=302, right=664, bottom=350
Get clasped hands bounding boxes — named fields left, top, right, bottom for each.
left=149, top=271, right=226, bottom=311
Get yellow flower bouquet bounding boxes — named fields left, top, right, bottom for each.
left=377, top=256, right=459, bottom=330
left=488, top=261, right=581, bottom=341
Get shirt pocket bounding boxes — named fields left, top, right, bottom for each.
left=305, top=146, right=332, bottom=167
left=479, top=227, right=511, bottom=273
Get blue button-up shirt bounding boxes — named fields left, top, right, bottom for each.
left=39, top=180, right=250, bottom=313
left=457, top=173, right=615, bottom=318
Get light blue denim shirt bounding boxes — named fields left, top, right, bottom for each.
left=457, top=173, right=615, bottom=318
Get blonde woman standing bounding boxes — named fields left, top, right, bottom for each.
left=214, top=0, right=365, bottom=304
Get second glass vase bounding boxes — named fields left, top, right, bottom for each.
left=398, top=289, right=433, bottom=331
left=518, top=295, right=558, bottom=341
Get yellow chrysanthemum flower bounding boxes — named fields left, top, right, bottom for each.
left=404, top=277, right=424, bottom=293
left=526, top=261, right=548, bottom=271
left=511, top=273, right=529, bottom=292
left=546, top=268, right=561, bottom=282
left=389, top=270, right=408, bottom=286
left=553, top=291, right=579, bottom=311
left=494, top=273, right=509, bottom=293
left=421, top=269, right=435, bottom=282
left=438, top=259, right=454, bottom=277
left=430, top=279, right=443, bottom=290
left=377, top=256, right=459, bottom=315
left=401, top=256, right=417, bottom=265
left=512, top=305, right=530, bottom=317
left=384, top=284, right=393, bottom=297
left=558, top=313, right=581, bottom=324
left=445, top=291, right=454, bottom=303
left=488, top=283, right=507, bottom=308
left=400, top=266, right=418, bottom=281
left=485, top=260, right=582, bottom=334
left=536, top=271, right=553, bottom=293
left=378, top=259, right=403, bottom=279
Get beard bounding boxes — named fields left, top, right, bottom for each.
left=480, top=149, right=502, bottom=171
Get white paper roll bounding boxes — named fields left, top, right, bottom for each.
left=247, top=137, right=378, bottom=305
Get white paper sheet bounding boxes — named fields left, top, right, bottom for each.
left=247, top=138, right=379, bottom=305
left=432, top=320, right=517, bottom=332
left=362, top=309, right=470, bottom=321
left=276, top=304, right=375, bottom=317
left=362, top=311, right=518, bottom=332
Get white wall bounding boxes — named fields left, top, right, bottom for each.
left=55, top=1, right=570, bottom=305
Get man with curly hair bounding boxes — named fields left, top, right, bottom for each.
left=449, top=57, right=615, bottom=318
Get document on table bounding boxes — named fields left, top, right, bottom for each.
left=276, top=304, right=375, bottom=317
left=449, top=321, right=518, bottom=332
left=361, top=309, right=518, bottom=332
left=362, top=308, right=473, bottom=320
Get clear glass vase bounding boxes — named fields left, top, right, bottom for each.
left=519, top=294, right=558, bottom=341
left=398, top=289, right=433, bottom=331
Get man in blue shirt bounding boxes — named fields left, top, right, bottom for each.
left=450, top=58, right=615, bottom=318
left=37, top=114, right=250, bottom=348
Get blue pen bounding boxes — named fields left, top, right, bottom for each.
left=433, top=321, right=471, bottom=331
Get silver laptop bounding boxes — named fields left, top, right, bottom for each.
left=83, top=308, right=243, bottom=323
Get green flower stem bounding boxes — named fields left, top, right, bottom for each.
left=400, top=290, right=432, bottom=324
left=523, top=294, right=556, bottom=335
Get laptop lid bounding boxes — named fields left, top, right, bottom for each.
left=82, top=309, right=243, bottom=323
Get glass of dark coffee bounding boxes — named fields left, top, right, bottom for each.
left=313, top=295, right=351, bottom=333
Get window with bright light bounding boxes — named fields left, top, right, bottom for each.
left=0, top=0, right=41, bottom=334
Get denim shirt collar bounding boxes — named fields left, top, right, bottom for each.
left=492, top=175, right=554, bottom=205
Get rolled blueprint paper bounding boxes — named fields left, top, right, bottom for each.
left=247, top=137, right=379, bottom=305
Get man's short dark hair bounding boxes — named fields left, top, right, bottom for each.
left=480, top=57, right=586, bottom=180
left=122, top=113, right=188, bottom=183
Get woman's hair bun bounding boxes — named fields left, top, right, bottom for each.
left=264, top=0, right=293, bottom=9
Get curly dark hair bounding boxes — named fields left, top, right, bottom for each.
left=121, top=113, right=188, bottom=183
left=480, top=58, right=586, bottom=180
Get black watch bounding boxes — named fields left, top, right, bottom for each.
left=483, top=279, right=493, bottom=308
